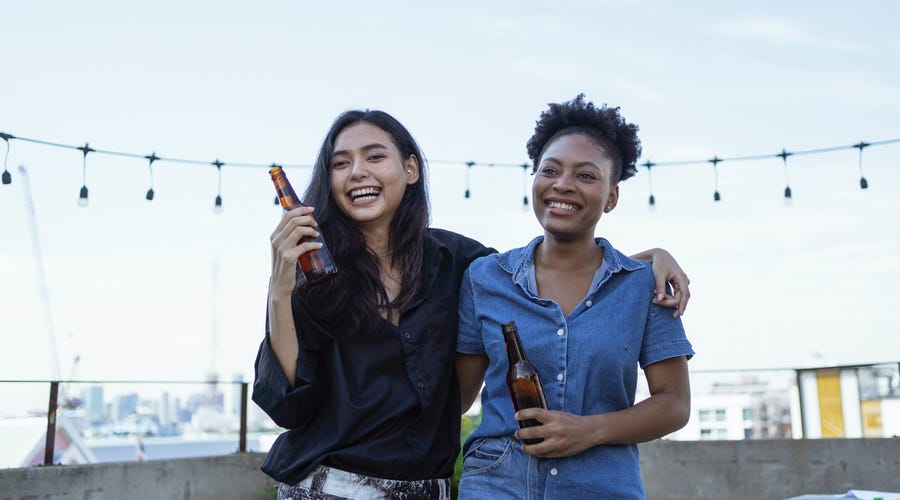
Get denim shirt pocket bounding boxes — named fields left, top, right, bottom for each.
left=461, top=436, right=514, bottom=476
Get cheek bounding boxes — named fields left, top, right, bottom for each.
left=330, top=172, right=347, bottom=200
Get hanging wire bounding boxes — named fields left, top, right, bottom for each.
left=1, top=130, right=898, bottom=207
left=1, top=132, right=12, bottom=185
left=77, top=143, right=94, bottom=207
left=145, top=152, right=159, bottom=201
left=643, top=160, right=656, bottom=208
left=213, top=159, right=224, bottom=213
left=854, top=141, right=870, bottom=189
left=777, top=149, right=793, bottom=205
left=709, top=156, right=722, bottom=202
left=464, top=160, right=474, bottom=199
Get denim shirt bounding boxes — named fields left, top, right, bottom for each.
left=457, top=236, right=694, bottom=498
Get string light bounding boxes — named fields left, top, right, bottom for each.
left=144, top=152, right=159, bottom=201
left=464, top=161, right=474, bottom=199
left=643, top=160, right=656, bottom=209
left=854, top=141, right=870, bottom=189
left=212, top=159, right=224, bottom=214
left=521, top=163, right=530, bottom=208
left=777, top=149, right=793, bottom=205
left=1, top=132, right=13, bottom=185
left=77, top=143, right=94, bottom=207
left=0, top=130, right=897, bottom=209
left=709, top=156, right=722, bottom=202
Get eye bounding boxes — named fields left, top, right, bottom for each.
left=367, top=153, right=386, bottom=162
left=332, top=159, right=350, bottom=169
left=578, top=172, right=599, bottom=180
left=538, top=165, right=558, bottom=175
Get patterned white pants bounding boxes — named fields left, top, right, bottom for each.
left=278, top=465, right=450, bottom=500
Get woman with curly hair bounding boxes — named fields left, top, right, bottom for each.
left=456, top=95, right=694, bottom=499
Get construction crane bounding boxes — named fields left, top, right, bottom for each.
left=18, top=165, right=79, bottom=406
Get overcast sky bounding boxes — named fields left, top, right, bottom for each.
left=2, top=1, right=899, bottom=413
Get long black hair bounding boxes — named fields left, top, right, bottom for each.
left=299, top=109, right=430, bottom=335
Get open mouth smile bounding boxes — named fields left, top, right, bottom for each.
left=546, top=200, right=579, bottom=212
left=349, top=187, right=382, bottom=204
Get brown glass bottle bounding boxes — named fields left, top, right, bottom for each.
left=269, top=165, right=338, bottom=284
left=503, top=320, right=548, bottom=444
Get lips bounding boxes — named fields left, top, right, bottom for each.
left=349, top=186, right=381, bottom=203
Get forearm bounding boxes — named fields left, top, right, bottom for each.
left=456, top=354, right=488, bottom=413
left=586, top=390, right=690, bottom=446
left=268, top=291, right=299, bottom=386
left=628, top=247, right=662, bottom=263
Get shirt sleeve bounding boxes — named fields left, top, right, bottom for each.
left=639, top=301, right=694, bottom=369
left=251, top=297, right=324, bottom=430
left=457, top=266, right=486, bottom=355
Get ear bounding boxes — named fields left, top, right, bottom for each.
left=404, top=155, right=420, bottom=185
left=604, top=184, right=619, bottom=213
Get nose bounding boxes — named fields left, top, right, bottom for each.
left=349, top=157, right=369, bottom=181
left=552, top=170, right=575, bottom=193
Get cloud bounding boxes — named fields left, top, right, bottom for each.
left=707, top=17, right=864, bottom=53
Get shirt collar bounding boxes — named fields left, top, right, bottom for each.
left=496, top=235, right=645, bottom=285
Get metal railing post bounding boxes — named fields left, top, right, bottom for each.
left=44, top=381, right=59, bottom=465
left=239, top=382, right=248, bottom=453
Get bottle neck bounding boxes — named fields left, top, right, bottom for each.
left=503, top=327, right=527, bottom=364
left=271, top=172, right=303, bottom=210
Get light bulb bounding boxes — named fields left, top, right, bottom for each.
left=78, top=185, right=89, bottom=207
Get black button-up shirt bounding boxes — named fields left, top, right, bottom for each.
left=253, top=228, right=492, bottom=484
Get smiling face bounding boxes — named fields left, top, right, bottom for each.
left=329, top=122, right=419, bottom=232
left=532, top=132, right=619, bottom=241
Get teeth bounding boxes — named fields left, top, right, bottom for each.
left=548, top=201, right=577, bottom=211
left=350, top=187, right=380, bottom=200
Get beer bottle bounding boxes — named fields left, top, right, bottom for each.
left=269, top=165, right=338, bottom=284
left=503, top=320, right=548, bottom=444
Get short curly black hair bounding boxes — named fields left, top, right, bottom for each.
left=526, top=94, right=641, bottom=183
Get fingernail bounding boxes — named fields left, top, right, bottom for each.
left=656, top=293, right=664, bottom=300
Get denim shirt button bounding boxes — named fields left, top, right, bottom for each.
left=550, top=468, right=558, bottom=475
left=556, top=373, right=564, bottom=381
left=404, top=332, right=412, bottom=339
left=417, top=381, right=425, bottom=388
left=556, top=328, right=564, bottom=336
left=586, top=300, right=593, bottom=307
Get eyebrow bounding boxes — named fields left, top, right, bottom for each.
left=333, top=142, right=390, bottom=156
left=541, top=156, right=603, bottom=170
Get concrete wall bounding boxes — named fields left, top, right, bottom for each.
left=640, top=438, right=900, bottom=499
left=2, top=439, right=898, bottom=500
left=0, top=453, right=274, bottom=500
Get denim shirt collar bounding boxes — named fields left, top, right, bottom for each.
left=494, top=236, right=645, bottom=300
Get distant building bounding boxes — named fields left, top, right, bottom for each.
left=669, top=373, right=794, bottom=441
left=114, top=393, right=138, bottom=422
left=797, top=363, right=899, bottom=438
left=81, top=386, right=105, bottom=425
left=230, top=374, right=244, bottom=417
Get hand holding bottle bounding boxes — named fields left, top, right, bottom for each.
left=269, top=206, right=325, bottom=296
left=514, top=408, right=601, bottom=458
left=268, top=166, right=338, bottom=286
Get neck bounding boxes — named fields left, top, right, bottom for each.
left=360, top=223, right=392, bottom=262
left=535, top=232, right=602, bottom=272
